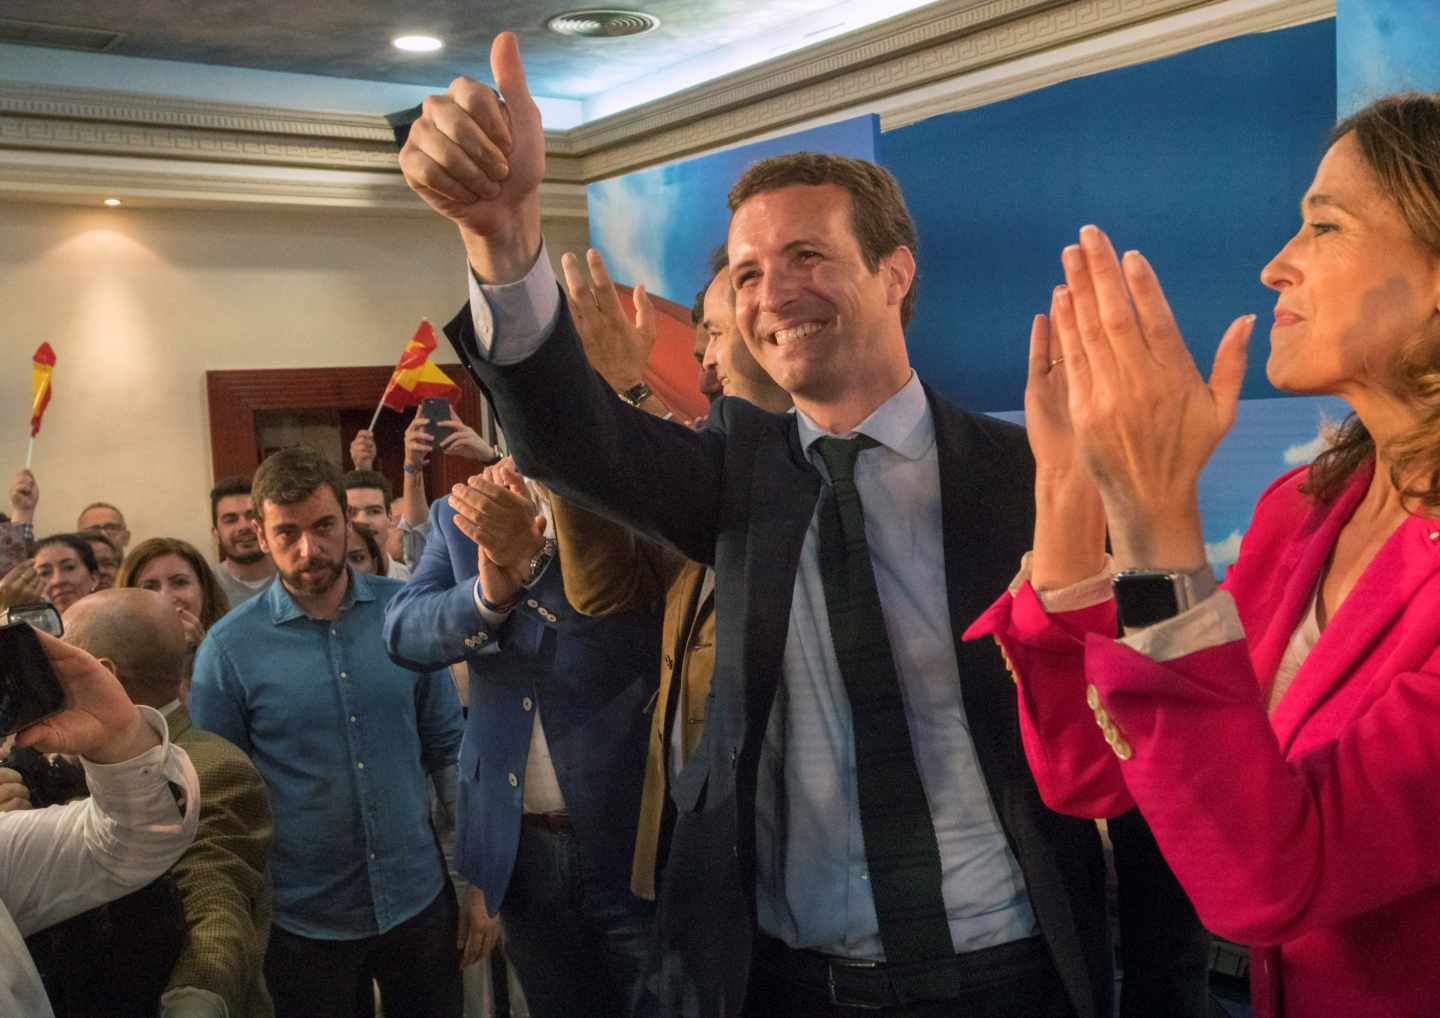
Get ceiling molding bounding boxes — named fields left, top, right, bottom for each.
left=0, top=146, right=588, bottom=217
left=0, top=0, right=1336, bottom=210
left=873, top=0, right=1334, bottom=130
left=565, top=0, right=1071, bottom=155
left=568, top=0, right=1331, bottom=179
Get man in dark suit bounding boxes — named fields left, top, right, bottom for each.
left=396, top=33, right=1111, bottom=1018
left=382, top=463, right=661, bottom=1018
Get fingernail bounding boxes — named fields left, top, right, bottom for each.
left=1079, top=224, right=1099, bottom=241
left=1061, top=245, right=1081, bottom=264
left=1243, top=314, right=1258, bottom=325
left=1123, top=250, right=1148, bottom=271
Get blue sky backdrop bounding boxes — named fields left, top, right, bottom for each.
left=587, top=117, right=879, bottom=309
left=1338, top=0, right=1440, bottom=115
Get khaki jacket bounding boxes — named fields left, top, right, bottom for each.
left=551, top=494, right=714, bottom=900
left=168, top=705, right=276, bottom=1018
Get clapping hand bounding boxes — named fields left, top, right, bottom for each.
left=451, top=458, right=545, bottom=606
left=562, top=249, right=656, bottom=392
left=0, top=560, right=45, bottom=612
left=1047, top=225, right=1253, bottom=570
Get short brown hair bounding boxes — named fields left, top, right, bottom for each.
left=117, top=537, right=232, bottom=631
left=1304, top=92, right=1440, bottom=510
left=343, top=469, right=393, bottom=506
left=728, top=152, right=919, bottom=327
left=252, top=446, right=347, bottom=521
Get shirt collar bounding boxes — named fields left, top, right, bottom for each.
left=267, top=566, right=373, bottom=625
left=793, top=371, right=933, bottom=462
left=159, top=699, right=182, bottom=720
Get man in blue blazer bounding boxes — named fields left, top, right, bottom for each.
left=382, top=470, right=662, bottom=1018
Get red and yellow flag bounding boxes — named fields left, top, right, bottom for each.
left=30, top=343, right=55, bottom=438
left=381, top=320, right=458, bottom=411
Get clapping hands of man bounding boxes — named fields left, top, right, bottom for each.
left=398, top=32, right=546, bottom=284
left=450, top=458, right=546, bottom=610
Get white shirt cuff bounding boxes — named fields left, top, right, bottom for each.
left=1010, top=551, right=1116, bottom=612
left=466, top=240, right=562, bottom=366
left=82, top=705, right=198, bottom=826
left=473, top=577, right=514, bottom=625
left=160, top=985, right=229, bottom=1018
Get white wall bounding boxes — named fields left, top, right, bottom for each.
left=0, top=200, right=586, bottom=562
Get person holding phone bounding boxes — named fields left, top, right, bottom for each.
left=0, top=621, right=201, bottom=1018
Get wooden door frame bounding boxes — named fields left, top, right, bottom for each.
left=206, top=365, right=490, bottom=497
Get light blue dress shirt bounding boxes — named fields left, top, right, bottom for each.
left=465, top=249, right=1034, bottom=960
left=191, top=568, right=463, bottom=940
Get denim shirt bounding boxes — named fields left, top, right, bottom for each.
left=191, top=568, right=463, bottom=940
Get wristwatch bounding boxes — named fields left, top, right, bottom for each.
left=618, top=381, right=653, bottom=408
left=524, top=537, right=557, bottom=586
left=1112, top=565, right=1218, bottom=634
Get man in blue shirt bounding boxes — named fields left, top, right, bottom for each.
left=191, top=445, right=467, bottom=1018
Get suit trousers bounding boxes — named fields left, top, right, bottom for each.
left=265, top=885, right=462, bottom=1018
left=744, top=934, right=1076, bottom=1018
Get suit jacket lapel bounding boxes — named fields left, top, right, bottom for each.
left=1245, top=469, right=1367, bottom=696
left=929, top=389, right=1031, bottom=775
left=1270, top=507, right=1440, bottom=755
left=738, top=414, right=821, bottom=731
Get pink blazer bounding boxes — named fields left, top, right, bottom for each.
left=967, top=463, right=1440, bottom=1018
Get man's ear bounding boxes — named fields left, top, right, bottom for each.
left=252, top=519, right=271, bottom=556
left=96, top=657, right=119, bottom=678
left=881, top=245, right=916, bottom=311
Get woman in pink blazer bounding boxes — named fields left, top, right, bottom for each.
left=967, top=93, right=1440, bottom=1017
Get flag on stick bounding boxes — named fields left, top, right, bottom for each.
left=368, top=321, right=459, bottom=430
left=30, top=343, right=55, bottom=438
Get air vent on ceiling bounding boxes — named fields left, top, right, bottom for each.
left=546, top=10, right=660, bottom=39
left=0, top=17, right=124, bottom=52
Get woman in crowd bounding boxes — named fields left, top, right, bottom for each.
left=346, top=521, right=387, bottom=577
left=117, top=537, right=230, bottom=651
left=33, top=534, right=98, bottom=614
left=969, top=92, right=1440, bottom=1016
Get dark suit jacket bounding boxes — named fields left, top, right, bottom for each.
left=447, top=298, right=1111, bottom=1018
left=383, top=495, right=659, bottom=913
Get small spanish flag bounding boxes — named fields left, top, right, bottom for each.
left=381, top=321, right=458, bottom=412
left=30, top=343, right=55, bottom=438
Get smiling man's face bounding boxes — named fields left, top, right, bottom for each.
left=728, top=183, right=910, bottom=409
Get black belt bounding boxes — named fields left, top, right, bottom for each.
left=753, top=933, right=1053, bottom=1010
left=521, top=811, right=573, bottom=833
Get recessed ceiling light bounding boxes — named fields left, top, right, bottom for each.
left=393, top=34, right=443, bottom=53
left=103, top=198, right=122, bottom=206
left=547, top=10, right=660, bottom=38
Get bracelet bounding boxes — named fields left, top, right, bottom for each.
left=478, top=590, right=518, bottom=614
left=402, top=464, right=421, bottom=474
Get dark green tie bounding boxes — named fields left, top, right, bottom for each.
left=813, top=435, right=952, bottom=963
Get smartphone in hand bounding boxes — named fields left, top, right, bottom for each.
left=419, top=397, right=452, bottom=454
left=0, top=621, right=66, bottom=737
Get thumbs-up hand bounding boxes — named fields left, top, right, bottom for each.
left=399, top=32, right=544, bottom=282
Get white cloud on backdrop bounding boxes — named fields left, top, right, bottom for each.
left=586, top=173, right=683, bottom=302
left=1206, top=530, right=1244, bottom=571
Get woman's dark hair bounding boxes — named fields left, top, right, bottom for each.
left=35, top=533, right=97, bottom=574
left=1304, top=92, right=1440, bottom=510
left=350, top=522, right=387, bottom=577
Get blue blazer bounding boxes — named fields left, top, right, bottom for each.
left=383, top=497, right=659, bottom=913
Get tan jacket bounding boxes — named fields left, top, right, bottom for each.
left=168, top=705, right=276, bottom=1018
left=551, top=495, right=714, bottom=900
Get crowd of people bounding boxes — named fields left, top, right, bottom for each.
left=1, top=28, right=1438, bottom=1018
